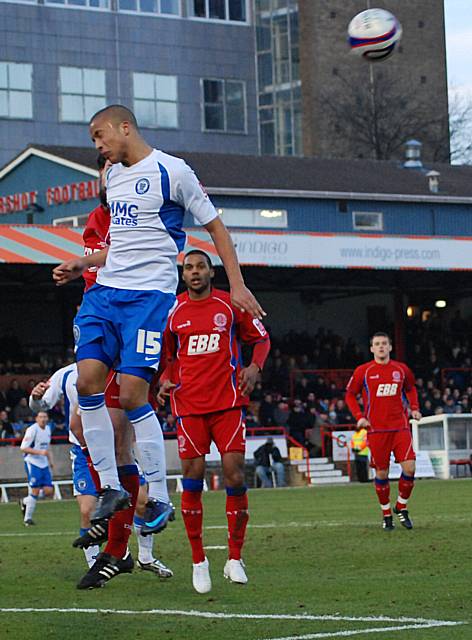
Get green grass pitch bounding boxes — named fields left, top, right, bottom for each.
left=1, top=480, right=470, bottom=640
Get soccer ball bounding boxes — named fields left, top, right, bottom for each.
left=347, top=8, right=402, bottom=61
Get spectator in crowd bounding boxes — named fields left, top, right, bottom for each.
left=331, top=399, right=354, bottom=425
left=13, top=397, right=34, bottom=425
left=287, top=398, right=311, bottom=445
left=6, top=379, right=26, bottom=412
left=259, top=393, right=276, bottom=427
left=162, top=413, right=177, bottom=434
left=253, top=438, right=285, bottom=488
left=0, top=409, right=15, bottom=443
left=273, top=399, right=290, bottom=428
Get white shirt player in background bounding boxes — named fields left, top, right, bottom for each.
left=52, top=105, right=266, bottom=543
left=29, top=365, right=173, bottom=577
left=20, top=411, right=54, bottom=526
left=29, top=364, right=99, bottom=567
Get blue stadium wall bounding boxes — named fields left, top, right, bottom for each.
left=1, top=153, right=472, bottom=237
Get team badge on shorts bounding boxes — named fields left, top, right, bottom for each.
left=135, top=178, right=150, bottom=194
left=213, top=313, right=227, bottom=330
left=73, top=324, right=80, bottom=344
left=178, top=435, right=186, bottom=453
left=78, top=479, right=87, bottom=491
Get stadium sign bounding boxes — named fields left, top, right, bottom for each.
left=0, top=179, right=100, bottom=214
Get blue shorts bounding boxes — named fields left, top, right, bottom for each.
left=25, top=462, right=53, bottom=489
left=70, top=445, right=98, bottom=497
left=74, top=284, right=176, bottom=373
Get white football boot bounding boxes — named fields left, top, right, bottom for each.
left=223, top=558, right=248, bottom=584
left=192, top=557, right=212, bottom=594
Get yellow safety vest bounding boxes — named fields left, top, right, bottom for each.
left=350, top=428, right=369, bottom=456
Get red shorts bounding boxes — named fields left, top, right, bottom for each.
left=177, top=408, right=246, bottom=459
left=367, top=429, right=416, bottom=470
left=104, top=371, right=158, bottom=411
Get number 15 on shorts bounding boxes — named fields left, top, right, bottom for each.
left=136, top=329, right=161, bottom=355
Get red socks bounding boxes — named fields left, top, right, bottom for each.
left=396, top=472, right=415, bottom=511
left=181, top=480, right=249, bottom=563
left=374, top=477, right=391, bottom=517
left=104, top=465, right=139, bottom=559
left=226, top=488, right=249, bottom=561
left=181, top=480, right=205, bottom=564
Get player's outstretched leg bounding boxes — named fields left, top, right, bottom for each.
left=134, top=516, right=173, bottom=578
left=374, top=476, right=395, bottom=531
left=393, top=471, right=415, bottom=529
left=76, top=549, right=134, bottom=590
left=224, top=485, right=249, bottom=584
left=103, top=465, right=140, bottom=559
left=91, top=486, right=131, bottom=524
left=180, top=478, right=211, bottom=593
left=78, top=393, right=131, bottom=523
left=126, top=404, right=174, bottom=535
left=21, top=493, right=38, bottom=526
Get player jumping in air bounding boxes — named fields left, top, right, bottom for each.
left=53, top=105, right=264, bottom=554
left=345, top=332, right=421, bottom=531
left=158, top=250, right=270, bottom=593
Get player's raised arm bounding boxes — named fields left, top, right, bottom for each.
left=205, top=217, right=266, bottom=320
left=52, top=248, right=109, bottom=286
left=173, top=161, right=265, bottom=320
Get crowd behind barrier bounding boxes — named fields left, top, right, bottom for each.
left=1, top=312, right=472, bottom=453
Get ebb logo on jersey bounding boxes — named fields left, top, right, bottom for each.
left=109, top=201, right=138, bottom=227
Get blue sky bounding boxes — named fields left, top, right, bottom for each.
left=444, top=0, right=472, bottom=96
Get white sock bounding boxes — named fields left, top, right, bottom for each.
left=127, top=405, right=169, bottom=503
left=84, top=545, right=100, bottom=568
left=134, top=517, right=154, bottom=564
left=79, top=393, right=120, bottom=490
left=24, top=494, right=37, bottom=521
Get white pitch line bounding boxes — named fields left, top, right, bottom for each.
left=0, top=608, right=464, bottom=626
left=203, top=545, right=226, bottom=550
left=265, top=621, right=465, bottom=640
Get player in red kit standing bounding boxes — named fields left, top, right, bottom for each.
left=345, top=333, right=421, bottom=531
left=158, top=250, right=270, bottom=594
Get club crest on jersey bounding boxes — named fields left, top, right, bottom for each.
left=253, top=318, right=267, bottom=337
left=392, top=371, right=401, bottom=381
left=135, top=178, right=150, bottom=195
left=213, top=313, right=227, bottom=330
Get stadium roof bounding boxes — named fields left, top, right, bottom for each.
left=2, top=145, right=472, bottom=203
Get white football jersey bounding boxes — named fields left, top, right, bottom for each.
left=98, top=149, right=218, bottom=292
left=21, top=423, right=52, bottom=468
left=29, top=363, right=80, bottom=446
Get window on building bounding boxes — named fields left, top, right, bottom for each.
left=202, top=79, right=246, bottom=133
left=53, top=214, right=90, bottom=227
left=118, top=0, right=178, bottom=14
left=188, top=0, right=247, bottom=22
left=46, top=0, right=110, bottom=8
left=0, top=62, right=33, bottom=119
left=133, top=73, right=178, bottom=128
left=213, top=208, right=288, bottom=228
left=255, top=0, right=302, bottom=156
left=59, top=67, right=106, bottom=122
left=352, top=211, right=383, bottom=231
